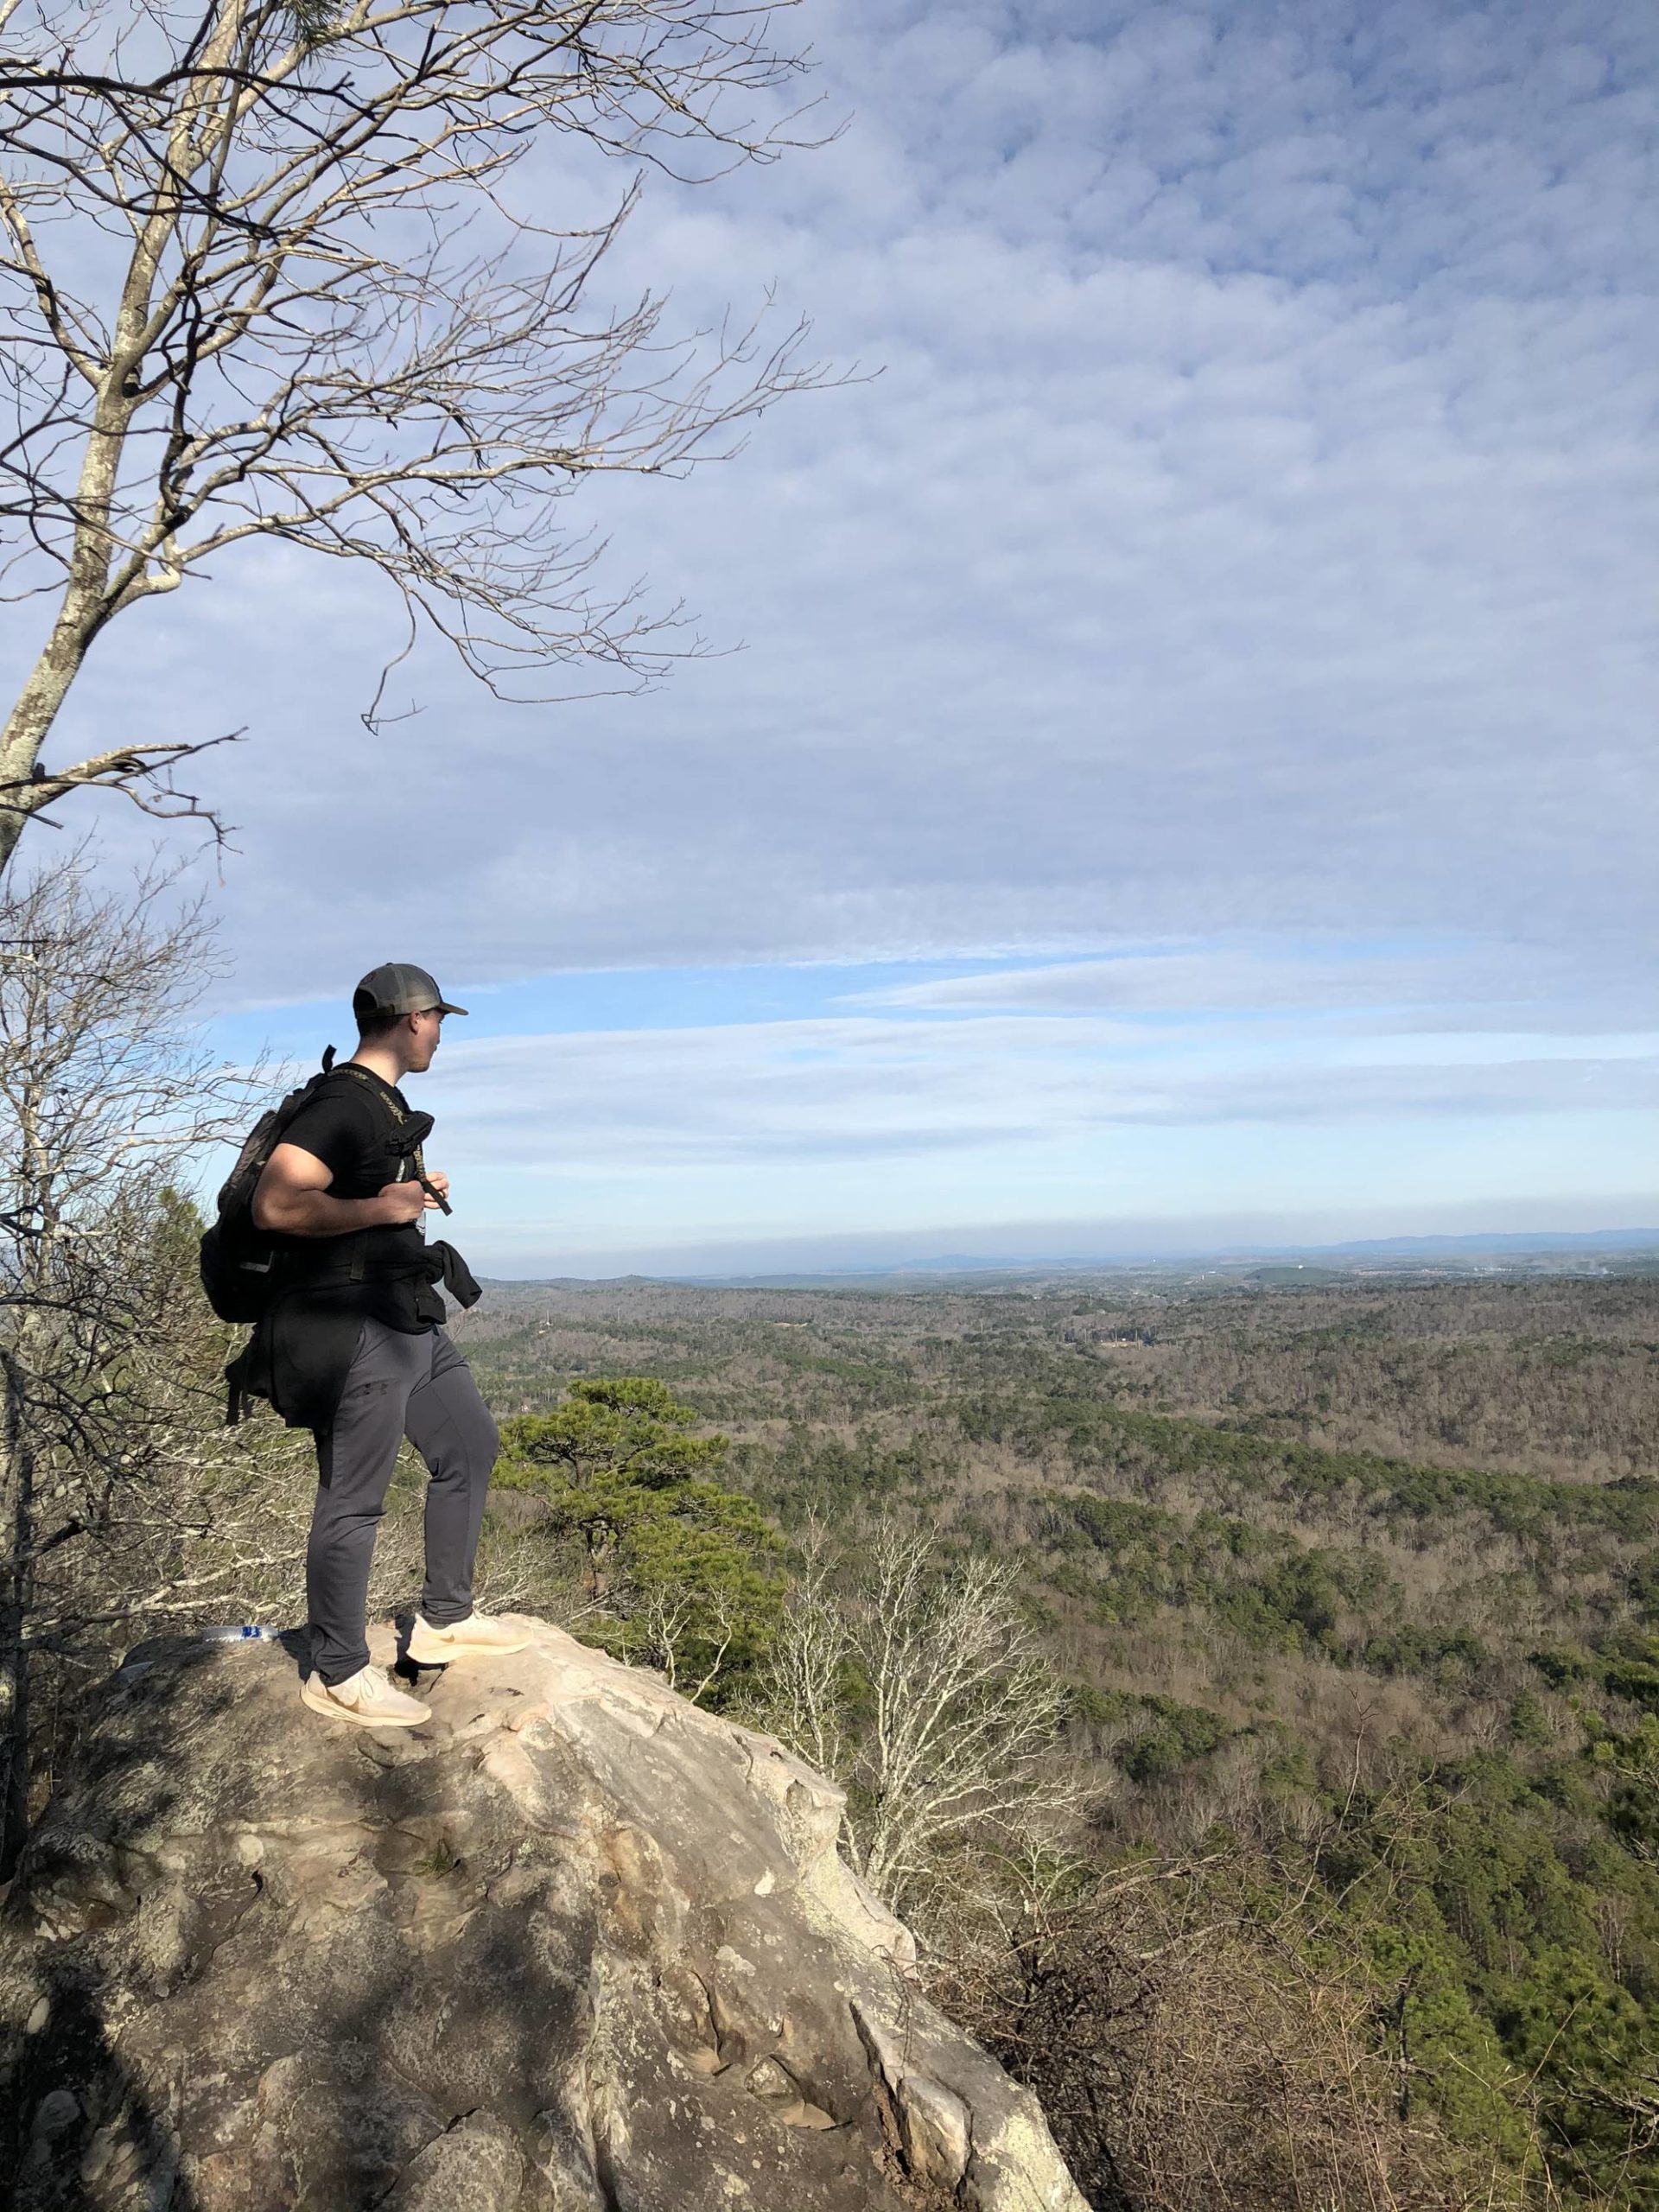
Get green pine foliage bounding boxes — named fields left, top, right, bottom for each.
left=285, top=0, right=343, bottom=48
left=1318, top=1755, right=1659, bottom=2202
left=493, top=1378, right=785, bottom=1703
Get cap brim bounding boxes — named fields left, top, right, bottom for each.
left=434, top=1000, right=468, bottom=1016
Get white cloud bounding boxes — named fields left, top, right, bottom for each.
left=426, top=1011, right=1656, bottom=1173
left=410, top=1003, right=1655, bottom=1266
left=849, top=941, right=1653, bottom=1027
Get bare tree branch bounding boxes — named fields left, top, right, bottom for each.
left=0, top=0, right=835, bottom=869
left=0, top=727, right=242, bottom=842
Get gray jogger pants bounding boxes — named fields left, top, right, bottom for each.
left=308, top=1319, right=499, bottom=1685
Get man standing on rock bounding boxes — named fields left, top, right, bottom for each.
left=245, top=963, right=527, bottom=1729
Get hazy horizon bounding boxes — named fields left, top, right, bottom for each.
left=458, top=1202, right=1659, bottom=1283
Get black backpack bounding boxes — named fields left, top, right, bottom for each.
left=199, top=1053, right=339, bottom=1324
left=199, top=1054, right=437, bottom=1325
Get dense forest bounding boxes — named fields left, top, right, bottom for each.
left=453, top=1269, right=1659, bottom=2210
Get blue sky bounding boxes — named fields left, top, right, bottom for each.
left=24, top=0, right=1659, bottom=1273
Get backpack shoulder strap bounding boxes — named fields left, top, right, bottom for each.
left=327, top=1063, right=411, bottom=1127
left=321, top=1064, right=438, bottom=1197
left=242, top=1060, right=391, bottom=1181
left=266, top=1065, right=348, bottom=1146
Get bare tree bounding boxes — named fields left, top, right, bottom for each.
left=0, top=852, right=314, bottom=1874
left=616, top=1579, right=742, bottom=1704
left=760, top=1515, right=849, bottom=1774
left=764, top=1519, right=1078, bottom=1914
left=0, top=0, right=827, bottom=868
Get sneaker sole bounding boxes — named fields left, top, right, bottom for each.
left=405, top=1631, right=532, bottom=1665
left=300, top=1677, right=429, bottom=1728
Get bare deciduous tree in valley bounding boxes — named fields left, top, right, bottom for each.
left=765, top=1519, right=1077, bottom=1913
left=0, top=0, right=826, bottom=868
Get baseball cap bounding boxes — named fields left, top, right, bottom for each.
left=353, top=962, right=469, bottom=1020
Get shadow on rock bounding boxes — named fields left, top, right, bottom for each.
left=1, top=1642, right=226, bottom=2210
left=0, top=1618, right=1093, bottom=2212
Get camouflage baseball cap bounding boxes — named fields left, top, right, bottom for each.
left=353, top=962, right=468, bottom=1020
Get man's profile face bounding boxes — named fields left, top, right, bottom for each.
left=405, top=1007, right=444, bottom=1071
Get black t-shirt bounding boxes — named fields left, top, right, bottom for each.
left=277, top=1066, right=442, bottom=1332
left=283, top=1071, right=412, bottom=1199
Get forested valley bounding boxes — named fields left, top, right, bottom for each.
left=451, top=1268, right=1659, bottom=2211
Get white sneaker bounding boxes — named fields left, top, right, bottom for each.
left=301, top=1663, right=430, bottom=1728
left=405, top=1611, right=531, bottom=1666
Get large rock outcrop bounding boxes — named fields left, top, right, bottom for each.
left=0, top=1618, right=1090, bottom=2212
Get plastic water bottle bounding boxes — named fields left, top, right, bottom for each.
left=198, top=1625, right=283, bottom=1643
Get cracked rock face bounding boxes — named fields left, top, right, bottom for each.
left=0, top=1618, right=1090, bottom=2212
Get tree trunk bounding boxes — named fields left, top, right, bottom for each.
left=0, top=609, right=100, bottom=873
left=0, top=207, right=159, bottom=874
left=0, top=1346, right=35, bottom=1878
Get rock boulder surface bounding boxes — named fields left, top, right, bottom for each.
left=0, top=1618, right=1090, bottom=2212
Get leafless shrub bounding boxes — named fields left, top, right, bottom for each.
left=613, top=1578, right=744, bottom=1704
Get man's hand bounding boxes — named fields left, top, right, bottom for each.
left=376, top=1179, right=429, bottom=1225
left=419, top=1169, right=451, bottom=1211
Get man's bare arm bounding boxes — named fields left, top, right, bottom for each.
left=251, top=1144, right=430, bottom=1236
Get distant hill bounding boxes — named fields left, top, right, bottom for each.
left=645, top=1227, right=1659, bottom=1289
left=1327, top=1227, right=1659, bottom=1255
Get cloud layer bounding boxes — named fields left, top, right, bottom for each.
left=12, top=0, right=1656, bottom=1255
left=35, top=0, right=1651, bottom=978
